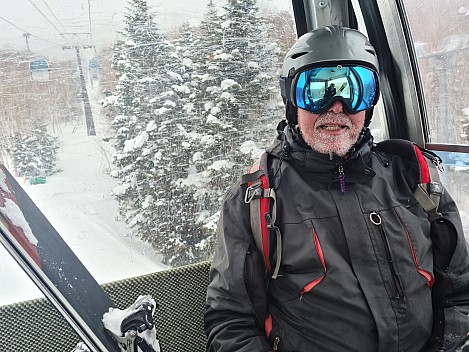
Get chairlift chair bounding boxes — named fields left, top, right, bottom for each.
left=88, top=57, right=101, bottom=80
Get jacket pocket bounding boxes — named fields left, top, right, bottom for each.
left=393, top=206, right=434, bottom=287
left=369, top=211, right=405, bottom=299
left=368, top=207, right=433, bottom=301
left=394, top=208, right=434, bottom=287
left=300, top=226, right=326, bottom=295
left=270, top=220, right=326, bottom=303
left=268, top=298, right=303, bottom=351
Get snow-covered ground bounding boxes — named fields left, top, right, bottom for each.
left=0, top=81, right=166, bottom=306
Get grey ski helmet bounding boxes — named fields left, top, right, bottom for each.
left=279, top=25, right=380, bottom=126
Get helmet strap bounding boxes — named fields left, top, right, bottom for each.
left=286, top=101, right=298, bottom=125
left=364, top=108, right=374, bottom=127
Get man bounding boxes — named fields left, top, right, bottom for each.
left=323, top=82, right=336, bottom=101
left=204, top=26, right=469, bottom=351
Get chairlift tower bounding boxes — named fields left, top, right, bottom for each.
left=23, top=33, right=32, bottom=53
left=62, top=40, right=96, bottom=136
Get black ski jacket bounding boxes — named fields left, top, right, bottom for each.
left=205, top=126, right=469, bottom=352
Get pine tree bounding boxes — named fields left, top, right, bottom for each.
left=109, top=0, right=181, bottom=247
left=106, top=0, right=283, bottom=266
left=110, top=0, right=163, bottom=238
left=193, top=0, right=282, bottom=219
left=108, top=0, right=217, bottom=266
left=152, top=0, right=284, bottom=263
left=10, top=128, right=59, bottom=177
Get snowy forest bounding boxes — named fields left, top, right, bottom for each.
left=101, top=0, right=296, bottom=266
left=0, top=0, right=296, bottom=267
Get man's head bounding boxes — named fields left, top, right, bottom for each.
left=279, top=26, right=380, bottom=156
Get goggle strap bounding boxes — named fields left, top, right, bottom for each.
left=279, top=76, right=293, bottom=102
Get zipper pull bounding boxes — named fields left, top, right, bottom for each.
left=338, top=163, right=346, bottom=193
left=273, top=336, right=281, bottom=351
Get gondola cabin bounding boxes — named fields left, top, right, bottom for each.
left=29, top=58, right=50, bottom=81
left=88, top=57, right=100, bottom=80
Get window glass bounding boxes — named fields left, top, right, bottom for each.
left=368, top=99, right=388, bottom=142
left=434, top=151, right=469, bottom=235
left=403, top=0, right=469, bottom=145
left=352, top=10, right=389, bottom=142
left=403, top=0, right=469, bottom=237
left=0, top=0, right=296, bottom=306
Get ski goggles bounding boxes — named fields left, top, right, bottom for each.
left=286, top=65, right=379, bottom=114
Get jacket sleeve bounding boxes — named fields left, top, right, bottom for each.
left=204, top=182, right=272, bottom=352
left=428, top=188, right=469, bottom=351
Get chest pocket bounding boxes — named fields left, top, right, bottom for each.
left=367, top=206, right=433, bottom=297
left=269, top=220, right=326, bottom=303
left=393, top=206, right=433, bottom=285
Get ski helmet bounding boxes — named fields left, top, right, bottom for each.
left=279, top=25, right=380, bottom=126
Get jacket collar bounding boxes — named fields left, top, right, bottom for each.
left=267, top=124, right=376, bottom=185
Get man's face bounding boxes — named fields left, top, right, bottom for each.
left=297, top=100, right=366, bottom=157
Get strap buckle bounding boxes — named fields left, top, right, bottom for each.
left=244, top=181, right=262, bottom=203
left=428, top=182, right=443, bottom=196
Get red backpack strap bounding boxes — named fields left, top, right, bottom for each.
left=241, top=152, right=282, bottom=279
left=412, top=144, right=444, bottom=221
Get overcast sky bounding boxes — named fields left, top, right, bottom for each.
left=1, top=0, right=291, bottom=60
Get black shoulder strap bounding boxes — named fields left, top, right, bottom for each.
left=376, top=139, right=444, bottom=221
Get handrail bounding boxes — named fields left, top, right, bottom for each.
left=425, top=143, right=469, bottom=154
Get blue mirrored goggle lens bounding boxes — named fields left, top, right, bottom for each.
left=295, top=65, right=378, bottom=114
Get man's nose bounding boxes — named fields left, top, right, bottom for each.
left=328, top=100, right=344, bottom=113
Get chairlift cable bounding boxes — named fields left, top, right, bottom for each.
left=38, top=0, right=73, bottom=46
left=40, top=0, right=68, bottom=34
left=88, top=0, right=95, bottom=53
left=26, top=0, right=62, bottom=35
left=0, top=16, right=62, bottom=46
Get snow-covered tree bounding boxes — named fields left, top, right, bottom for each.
left=9, top=128, right=59, bottom=177
left=107, top=0, right=218, bottom=266
left=191, top=0, right=282, bottom=216
left=105, top=0, right=284, bottom=267
left=109, top=0, right=168, bottom=239
left=109, top=0, right=179, bottom=254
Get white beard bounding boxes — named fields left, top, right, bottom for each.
left=300, top=113, right=364, bottom=157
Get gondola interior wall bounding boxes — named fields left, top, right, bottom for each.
left=0, top=0, right=468, bottom=350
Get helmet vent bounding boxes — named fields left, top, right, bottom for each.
left=291, top=52, right=308, bottom=59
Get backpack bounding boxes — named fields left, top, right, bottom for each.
left=241, top=138, right=450, bottom=280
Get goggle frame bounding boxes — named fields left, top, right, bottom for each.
left=281, top=63, right=380, bottom=115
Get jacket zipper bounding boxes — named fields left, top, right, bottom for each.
left=337, top=159, right=346, bottom=193
left=369, top=211, right=405, bottom=299
left=273, top=336, right=281, bottom=351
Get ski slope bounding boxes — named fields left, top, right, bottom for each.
left=0, top=83, right=166, bottom=306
